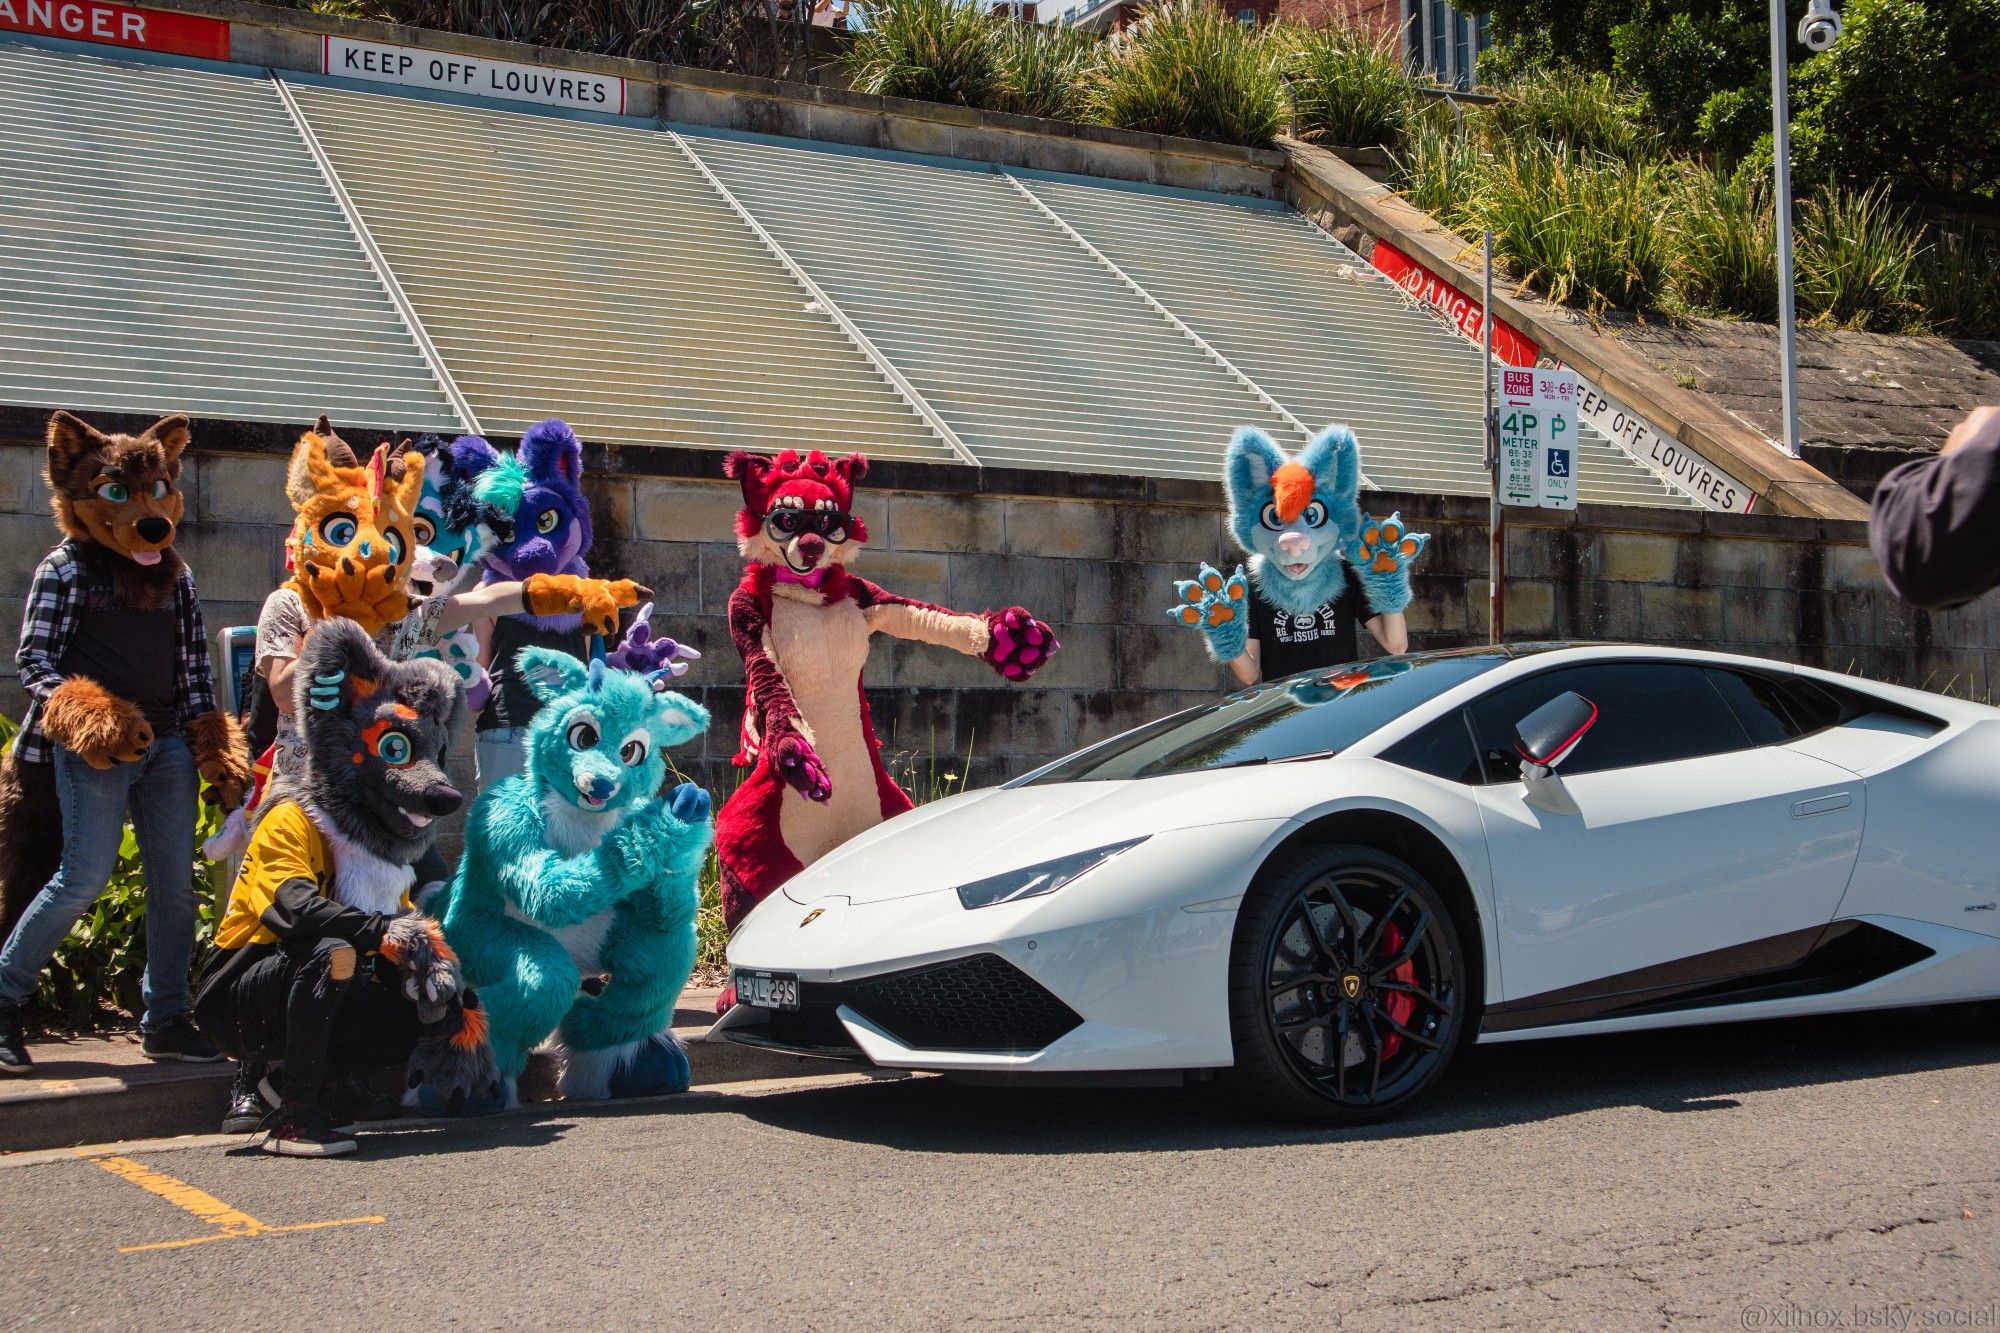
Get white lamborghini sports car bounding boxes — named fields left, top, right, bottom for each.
left=714, top=644, right=2000, bottom=1122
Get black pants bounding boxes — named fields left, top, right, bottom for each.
left=196, top=937, right=421, bottom=1108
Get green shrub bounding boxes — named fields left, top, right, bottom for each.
left=1795, top=184, right=1922, bottom=331
left=843, top=0, right=1005, bottom=108
left=1484, top=67, right=1654, bottom=160
left=993, top=22, right=1102, bottom=122
left=1091, top=0, right=1285, bottom=148
left=1470, top=136, right=1677, bottom=312
left=1909, top=225, right=2000, bottom=339
left=1281, top=23, right=1419, bottom=150
left=1672, top=161, right=1777, bottom=320
left=1791, top=0, right=2000, bottom=203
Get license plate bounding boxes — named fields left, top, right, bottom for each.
left=735, top=970, right=800, bottom=1011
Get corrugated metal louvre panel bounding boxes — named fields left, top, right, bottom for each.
left=283, top=79, right=955, bottom=462
left=1024, top=176, right=1693, bottom=507
left=678, top=130, right=1297, bottom=480
left=0, top=41, right=459, bottom=431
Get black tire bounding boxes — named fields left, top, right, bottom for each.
left=1226, top=843, right=1470, bottom=1125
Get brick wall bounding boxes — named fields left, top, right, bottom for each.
left=4, top=442, right=1994, bottom=807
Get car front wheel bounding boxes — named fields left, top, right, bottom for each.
left=1227, top=844, right=1469, bottom=1125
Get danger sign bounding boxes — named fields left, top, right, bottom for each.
left=0, top=0, right=229, bottom=57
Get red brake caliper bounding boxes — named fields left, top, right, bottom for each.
left=1375, top=921, right=1418, bottom=1060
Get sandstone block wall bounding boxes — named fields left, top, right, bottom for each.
left=4, top=442, right=1993, bottom=804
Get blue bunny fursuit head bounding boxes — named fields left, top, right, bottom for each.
left=455, top=419, right=594, bottom=629
left=1224, top=425, right=1363, bottom=617
left=440, top=647, right=715, bottom=1103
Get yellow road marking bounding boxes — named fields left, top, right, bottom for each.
left=78, top=1150, right=383, bottom=1253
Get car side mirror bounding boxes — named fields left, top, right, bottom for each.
left=1512, top=691, right=1597, bottom=815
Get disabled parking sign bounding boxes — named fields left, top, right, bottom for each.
left=1497, top=368, right=1579, bottom=511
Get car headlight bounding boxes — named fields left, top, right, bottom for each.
left=953, top=838, right=1149, bottom=910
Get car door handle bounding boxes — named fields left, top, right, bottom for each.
left=1793, top=793, right=1852, bottom=818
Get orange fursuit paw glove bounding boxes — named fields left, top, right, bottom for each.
left=522, top=574, right=651, bottom=639
left=42, top=677, right=152, bottom=769
left=186, top=710, right=252, bottom=810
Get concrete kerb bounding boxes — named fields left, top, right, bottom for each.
left=0, top=989, right=835, bottom=1154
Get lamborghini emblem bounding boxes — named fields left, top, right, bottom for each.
left=1341, top=973, right=1362, bottom=999
left=800, top=908, right=824, bottom=928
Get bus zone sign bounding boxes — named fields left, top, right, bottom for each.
left=1498, top=367, right=1578, bottom=511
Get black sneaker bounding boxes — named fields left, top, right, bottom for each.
left=0, top=1002, right=30, bottom=1075
left=259, top=1103, right=358, bottom=1158
left=219, top=1066, right=270, bottom=1134
left=326, top=1071, right=401, bottom=1127
left=141, top=1016, right=222, bottom=1063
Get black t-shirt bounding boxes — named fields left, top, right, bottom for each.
left=478, top=614, right=590, bottom=733
left=1248, top=562, right=1369, bottom=681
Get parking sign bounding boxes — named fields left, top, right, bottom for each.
left=1497, top=368, right=1579, bottom=510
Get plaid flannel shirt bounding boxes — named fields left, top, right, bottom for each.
left=11, top=541, right=217, bottom=765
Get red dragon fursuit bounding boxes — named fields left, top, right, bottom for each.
left=714, top=449, right=1057, bottom=941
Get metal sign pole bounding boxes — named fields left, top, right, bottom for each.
left=1769, top=0, right=1803, bottom=460
left=1484, top=230, right=1504, bottom=645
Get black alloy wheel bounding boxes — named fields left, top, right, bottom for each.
left=1227, top=844, right=1469, bottom=1124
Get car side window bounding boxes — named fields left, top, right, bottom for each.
left=1381, top=712, right=1483, bottom=784
left=1703, top=668, right=1796, bottom=746
left=1466, top=663, right=1755, bottom=783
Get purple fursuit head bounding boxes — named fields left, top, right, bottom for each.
left=454, top=419, right=595, bottom=631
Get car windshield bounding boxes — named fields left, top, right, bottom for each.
left=1019, top=651, right=1509, bottom=784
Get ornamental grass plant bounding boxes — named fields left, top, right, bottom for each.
left=844, top=0, right=1006, bottom=107
left=1795, top=183, right=1924, bottom=332
left=1465, top=135, right=1679, bottom=313
left=1090, top=0, right=1286, bottom=148
left=1280, top=22, right=1420, bottom=151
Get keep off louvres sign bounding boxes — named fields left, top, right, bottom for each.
left=323, top=35, right=626, bottom=113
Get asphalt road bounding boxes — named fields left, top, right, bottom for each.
left=3, top=1010, right=1996, bottom=1331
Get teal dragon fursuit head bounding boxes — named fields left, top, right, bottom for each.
left=440, top=649, right=712, bottom=1103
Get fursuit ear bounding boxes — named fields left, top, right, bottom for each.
left=651, top=689, right=710, bottom=747
left=516, top=647, right=588, bottom=705
left=1224, top=427, right=1288, bottom=503
left=45, top=410, right=108, bottom=488
left=519, top=418, right=582, bottom=486
left=722, top=449, right=773, bottom=505
left=141, top=414, right=192, bottom=466
left=1299, top=425, right=1362, bottom=518
left=446, top=434, right=499, bottom=481
left=285, top=427, right=347, bottom=508
left=387, top=449, right=427, bottom=524
left=831, top=453, right=868, bottom=488
left=294, top=617, right=391, bottom=715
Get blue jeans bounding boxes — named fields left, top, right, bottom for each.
left=475, top=727, right=527, bottom=791
left=0, top=734, right=200, bottom=1031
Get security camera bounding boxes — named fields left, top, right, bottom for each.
left=1799, top=0, right=1842, bottom=52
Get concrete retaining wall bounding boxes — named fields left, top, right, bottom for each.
left=4, top=436, right=1991, bottom=802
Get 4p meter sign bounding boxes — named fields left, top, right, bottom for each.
left=1498, top=367, right=1578, bottom=511
left=324, top=36, right=626, bottom=113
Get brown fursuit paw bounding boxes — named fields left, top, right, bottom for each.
left=186, top=710, right=251, bottom=810
left=42, top=677, right=152, bottom=769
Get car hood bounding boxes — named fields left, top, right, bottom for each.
left=782, top=765, right=1329, bottom=906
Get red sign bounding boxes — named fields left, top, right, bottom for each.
left=0, top=0, right=229, bottom=58
left=1370, top=239, right=1540, bottom=368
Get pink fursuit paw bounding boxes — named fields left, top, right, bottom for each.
left=982, top=606, right=1058, bottom=682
